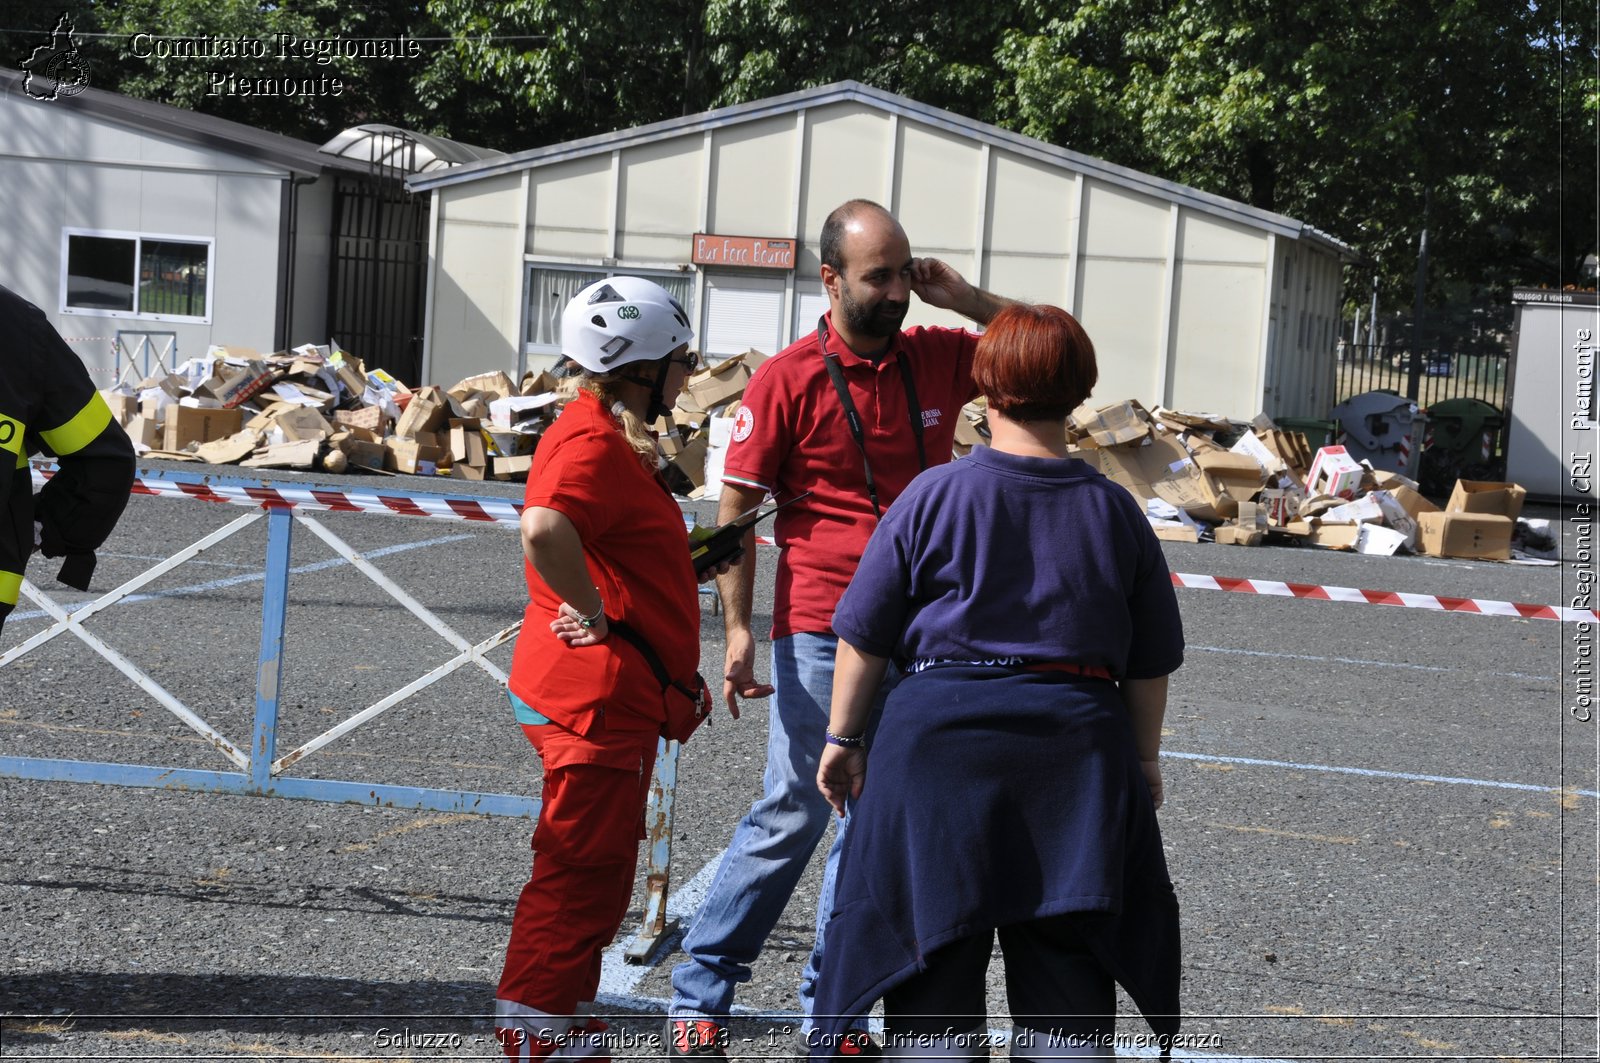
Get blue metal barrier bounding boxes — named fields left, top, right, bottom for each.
left=0, top=465, right=687, bottom=959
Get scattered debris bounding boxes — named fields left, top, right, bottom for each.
left=100, top=349, right=1545, bottom=563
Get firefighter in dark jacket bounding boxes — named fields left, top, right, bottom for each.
left=0, top=284, right=136, bottom=632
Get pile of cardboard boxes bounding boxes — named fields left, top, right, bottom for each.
left=101, top=345, right=563, bottom=482
left=100, top=345, right=1532, bottom=561
left=1059, top=399, right=1529, bottom=561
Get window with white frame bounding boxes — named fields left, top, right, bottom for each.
left=523, top=264, right=694, bottom=369
left=62, top=229, right=213, bottom=321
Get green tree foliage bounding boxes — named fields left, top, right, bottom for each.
left=3, top=0, right=1590, bottom=340
left=993, top=0, right=1595, bottom=334
left=421, top=0, right=716, bottom=147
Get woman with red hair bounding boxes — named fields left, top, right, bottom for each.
left=812, top=303, right=1184, bottom=1061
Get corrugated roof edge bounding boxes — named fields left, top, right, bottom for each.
left=406, top=79, right=1354, bottom=253
left=0, top=65, right=376, bottom=178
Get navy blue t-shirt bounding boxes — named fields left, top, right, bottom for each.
left=832, top=446, right=1184, bottom=679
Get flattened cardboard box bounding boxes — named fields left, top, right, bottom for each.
left=334, top=406, right=390, bottom=435
left=125, top=414, right=159, bottom=450
left=1418, top=512, right=1513, bottom=560
left=1092, top=436, right=1222, bottom=520
left=1194, top=450, right=1266, bottom=503
left=270, top=406, right=334, bottom=442
left=395, top=387, right=449, bottom=439
left=194, top=430, right=259, bottom=465
left=1150, top=521, right=1200, bottom=543
left=492, top=454, right=535, bottom=481
left=1306, top=523, right=1360, bottom=550
left=213, top=361, right=278, bottom=409
left=100, top=390, right=137, bottom=427
left=1070, top=401, right=1152, bottom=448
left=163, top=406, right=243, bottom=451
left=686, top=351, right=764, bottom=413
left=449, top=371, right=518, bottom=403
left=1382, top=482, right=1438, bottom=521
left=337, top=438, right=388, bottom=471
left=241, top=439, right=318, bottom=470
left=1446, top=480, right=1526, bottom=522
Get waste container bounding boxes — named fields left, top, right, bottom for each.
left=1331, top=390, right=1423, bottom=478
left=1274, top=416, right=1339, bottom=451
left=1419, top=397, right=1506, bottom=497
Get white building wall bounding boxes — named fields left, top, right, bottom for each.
left=428, top=172, right=526, bottom=386
left=891, top=122, right=980, bottom=330
left=422, top=97, right=1346, bottom=418
left=798, top=105, right=893, bottom=272
left=984, top=152, right=1077, bottom=309
left=0, top=92, right=296, bottom=380
left=1507, top=296, right=1599, bottom=500
left=706, top=114, right=799, bottom=237
left=288, top=179, right=335, bottom=348
left=528, top=156, right=612, bottom=262
left=618, top=138, right=703, bottom=264
left=1168, top=212, right=1270, bottom=417
left=1261, top=239, right=1342, bottom=419
left=1075, top=178, right=1169, bottom=405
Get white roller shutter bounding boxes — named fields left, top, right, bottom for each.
left=702, top=274, right=785, bottom=363
left=793, top=283, right=828, bottom=343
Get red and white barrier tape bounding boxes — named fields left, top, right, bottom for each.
left=1170, top=572, right=1592, bottom=624
left=33, top=467, right=525, bottom=527
left=760, top=535, right=1591, bottom=625
left=42, top=469, right=1589, bottom=624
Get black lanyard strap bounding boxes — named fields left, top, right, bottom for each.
left=817, top=315, right=927, bottom=519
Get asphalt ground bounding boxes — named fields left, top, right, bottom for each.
left=0, top=459, right=1596, bottom=1061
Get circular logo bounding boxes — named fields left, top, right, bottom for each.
left=616, top=304, right=641, bottom=320
left=46, top=53, right=91, bottom=98
left=731, top=405, right=755, bottom=443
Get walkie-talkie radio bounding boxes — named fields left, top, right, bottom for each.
left=688, top=492, right=812, bottom=575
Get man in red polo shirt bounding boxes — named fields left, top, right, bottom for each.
left=667, top=200, right=1015, bottom=1058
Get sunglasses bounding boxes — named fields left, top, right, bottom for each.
left=670, top=351, right=702, bottom=371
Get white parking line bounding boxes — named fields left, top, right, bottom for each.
left=595, top=849, right=728, bottom=999
left=1163, top=750, right=1599, bottom=798
left=1189, top=643, right=1551, bottom=682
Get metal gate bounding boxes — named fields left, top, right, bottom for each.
left=1335, top=342, right=1512, bottom=410
left=327, top=129, right=428, bottom=386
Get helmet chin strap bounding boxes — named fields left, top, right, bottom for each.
left=621, top=359, right=674, bottom=422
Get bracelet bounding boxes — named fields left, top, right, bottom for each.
left=574, top=597, right=604, bottom=629
left=825, top=729, right=866, bottom=749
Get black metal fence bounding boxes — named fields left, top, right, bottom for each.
left=1335, top=343, right=1511, bottom=410
left=137, top=273, right=205, bottom=318
left=326, top=131, right=429, bottom=386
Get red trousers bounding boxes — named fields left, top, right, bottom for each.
left=497, top=719, right=659, bottom=1016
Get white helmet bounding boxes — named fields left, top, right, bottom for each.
left=561, top=276, right=693, bottom=373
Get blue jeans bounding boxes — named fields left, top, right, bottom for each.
left=670, top=632, right=891, bottom=1031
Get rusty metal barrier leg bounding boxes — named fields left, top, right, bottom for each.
left=624, top=736, right=681, bottom=963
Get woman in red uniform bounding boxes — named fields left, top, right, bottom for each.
left=495, top=277, right=717, bottom=1061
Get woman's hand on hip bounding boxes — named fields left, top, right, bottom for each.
left=817, top=745, right=866, bottom=818
left=550, top=603, right=608, bottom=646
